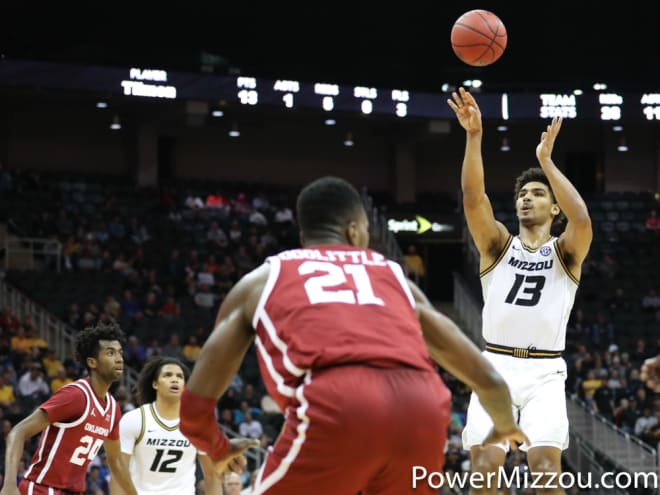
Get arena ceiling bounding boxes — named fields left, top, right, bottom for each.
left=2, top=2, right=657, bottom=94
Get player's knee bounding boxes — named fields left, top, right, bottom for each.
left=470, top=453, right=502, bottom=475
left=529, top=456, right=561, bottom=475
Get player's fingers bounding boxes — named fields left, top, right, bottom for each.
left=447, top=99, right=459, bottom=112
left=451, top=92, right=462, bottom=107
left=516, top=431, right=531, bottom=446
left=463, top=91, right=477, bottom=105
left=227, top=458, right=243, bottom=474
left=231, top=438, right=260, bottom=454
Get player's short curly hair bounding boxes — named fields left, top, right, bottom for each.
left=75, top=320, right=126, bottom=372
left=136, top=356, right=190, bottom=405
left=513, top=167, right=565, bottom=224
left=296, top=176, right=365, bottom=242
left=513, top=167, right=555, bottom=201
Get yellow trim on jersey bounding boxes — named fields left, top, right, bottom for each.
left=149, top=403, right=179, bottom=431
left=479, top=235, right=513, bottom=278
left=554, top=240, right=579, bottom=286
left=520, top=235, right=553, bottom=252
left=136, top=405, right=146, bottom=445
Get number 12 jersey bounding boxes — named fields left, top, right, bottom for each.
left=119, top=403, right=199, bottom=495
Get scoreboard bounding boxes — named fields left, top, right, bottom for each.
left=1, top=59, right=659, bottom=122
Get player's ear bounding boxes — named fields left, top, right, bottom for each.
left=346, top=220, right=359, bottom=246
left=86, top=357, right=97, bottom=370
left=551, top=204, right=561, bottom=217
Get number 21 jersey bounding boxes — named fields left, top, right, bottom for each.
left=480, top=236, right=578, bottom=351
left=254, top=246, right=436, bottom=412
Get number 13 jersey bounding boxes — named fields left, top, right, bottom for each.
left=480, top=235, right=578, bottom=351
left=254, top=246, right=436, bottom=412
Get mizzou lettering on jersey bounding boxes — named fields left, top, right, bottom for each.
left=145, top=438, right=191, bottom=447
left=507, top=257, right=554, bottom=271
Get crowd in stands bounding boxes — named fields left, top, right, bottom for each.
left=1, top=167, right=659, bottom=494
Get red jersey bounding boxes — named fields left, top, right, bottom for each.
left=253, top=246, right=435, bottom=411
left=23, top=378, right=120, bottom=493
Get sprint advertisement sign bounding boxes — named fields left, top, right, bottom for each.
left=387, top=215, right=455, bottom=235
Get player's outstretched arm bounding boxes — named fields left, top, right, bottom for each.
left=0, top=409, right=49, bottom=495
left=448, top=87, right=509, bottom=263
left=535, top=116, right=592, bottom=270
left=105, top=439, right=138, bottom=495
left=180, top=265, right=266, bottom=466
left=409, top=280, right=528, bottom=446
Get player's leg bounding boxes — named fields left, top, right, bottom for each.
left=468, top=445, right=507, bottom=495
left=518, top=374, right=568, bottom=494
left=462, top=391, right=509, bottom=494
left=526, top=446, right=564, bottom=494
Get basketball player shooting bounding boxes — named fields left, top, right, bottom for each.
left=448, top=87, right=593, bottom=494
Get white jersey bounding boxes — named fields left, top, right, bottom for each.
left=480, top=235, right=578, bottom=351
left=119, top=403, right=199, bottom=495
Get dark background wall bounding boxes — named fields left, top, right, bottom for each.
left=2, top=94, right=659, bottom=200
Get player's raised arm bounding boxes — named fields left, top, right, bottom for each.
left=448, top=87, right=509, bottom=263
left=535, top=116, right=592, bottom=273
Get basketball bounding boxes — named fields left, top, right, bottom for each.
left=451, top=10, right=507, bottom=67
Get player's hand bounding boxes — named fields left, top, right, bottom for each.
left=447, top=87, right=482, bottom=134
left=641, top=356, right=660, bottom=392
left=536, top=116, right=563, bottom=163
left=482, top=425, right=530, bottom=448
left=212, top=438, right=260, bottom=477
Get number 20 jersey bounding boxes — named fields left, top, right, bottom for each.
left=23, top=379, right=120, bottom=493
left=480, top=235, right=578, bottom=351
left=254, top=246, right=436, bottom=412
